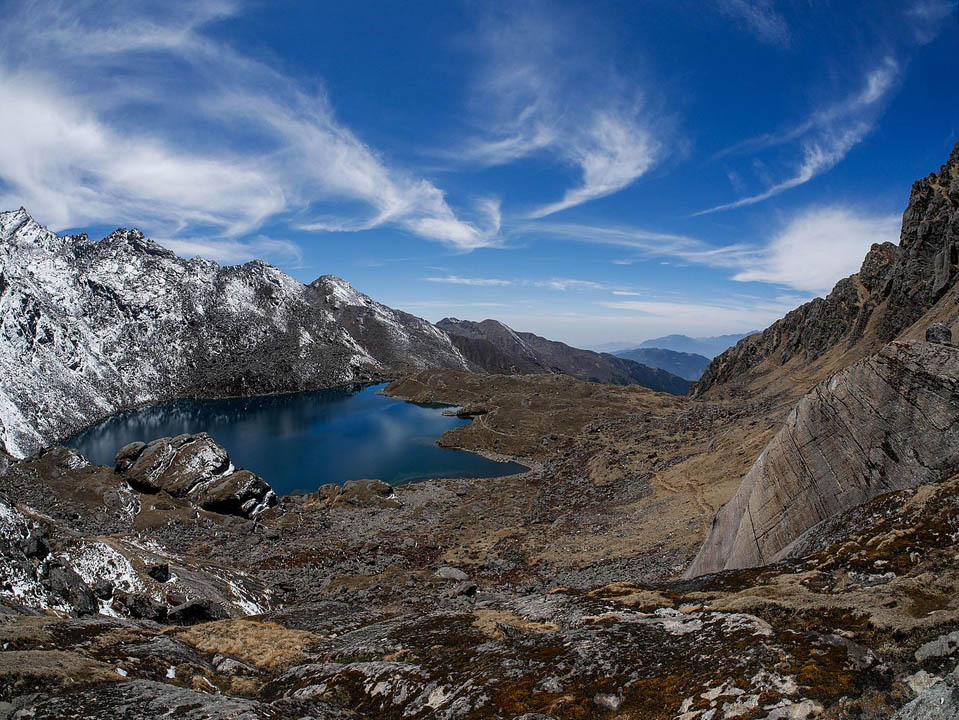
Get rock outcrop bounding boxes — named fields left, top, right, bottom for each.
left=694, top=142, right=959, bottom=400
left=686, top=340, right=959, bottom=577
left=438, top=317, right=692, bottom=394
left=0, top=210, right=470, bottom=458
left=116, top=433, right=276, bottom=518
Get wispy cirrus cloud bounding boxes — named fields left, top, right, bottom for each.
left=424, top=274, right=619, bottom=292
left=906, top=0, right=956, bottom=43
left=424, top=275, right=512, bottom=287
left=696, top=57, right=900, bottom=215
left=158, top=235, right=304, bottom=267
left=716, top=0, right=791, bottom=46
left=530, top=204, right=901, bottom=296
left=534, top=278, right=608, bottom=291
left=463, top=4, right=666, bottom=219
left=523, top=221, right=755, bottom=267
left=0, top=1, right=499, bottom=252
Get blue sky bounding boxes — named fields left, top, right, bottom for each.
left=0, top=0, right=956, bottom=346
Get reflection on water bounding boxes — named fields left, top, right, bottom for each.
left=67, top=384, right=527, bottom=495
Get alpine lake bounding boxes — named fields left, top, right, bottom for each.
left=67, top=383, right=527, bottom=495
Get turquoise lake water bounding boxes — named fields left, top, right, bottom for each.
left=67, top=383, right=527, bottom=495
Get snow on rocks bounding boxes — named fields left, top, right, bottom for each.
left=115, top=433, right=276, bottom=519
left=0, top=209, right=471, bottom=458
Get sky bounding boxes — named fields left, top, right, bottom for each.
left=0, top=0, right=956, bottom=347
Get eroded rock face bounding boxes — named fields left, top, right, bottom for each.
left=116, top=434, right=276, bottom=518
left=686, top=341, right=959, bottom=577
left=694, top=143, right=959, bottom=399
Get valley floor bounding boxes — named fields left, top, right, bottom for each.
left=2, top=369, right=957, bottom=718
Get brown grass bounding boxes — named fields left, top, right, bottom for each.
left=172, top=619, right=320, bottom=671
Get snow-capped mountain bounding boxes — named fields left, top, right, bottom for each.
left=0, top=209, right=469, bottom=457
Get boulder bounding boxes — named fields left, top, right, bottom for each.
left=325, top=479, right=397, bottom=508
left=118, top=592, right=167, bottom=623
left=686, top=341, right=959, bottom=577
left=146, top=562, right=170, bottom=583
left=435, top=566, right=469, bottom=582
left=927, top=322, right=953, bottom=344
left=115, top=434, right=277, bottom=519
left=93, top=579, right=114, bottom=600
left=192, top=469, right=277, bottom=517
left=168, top=599, right=230, bottom=625
left=46, top=564, right=96, bottom=615
left=116, top=434, right=230, bottom=496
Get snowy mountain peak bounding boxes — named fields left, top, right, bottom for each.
left=311, top=275, right=370, bottom=308
left=0, top=210, right=470, bottom=457
left=97, top=227, right=177, bottom=259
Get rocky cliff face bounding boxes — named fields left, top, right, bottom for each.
left=685, top=339, right=959, bottom=577
left=694, top=143, right=959, bottom=400
left=438, top=317, right=692, bottom=394
left=0, top=209, right=469, bottom=457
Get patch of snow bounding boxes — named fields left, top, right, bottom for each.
left=62, top=540, right=144, bottom=596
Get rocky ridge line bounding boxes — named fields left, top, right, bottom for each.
left=438, top=317, right=692, bottom=394
left=694, top=142, right=959, bottom=400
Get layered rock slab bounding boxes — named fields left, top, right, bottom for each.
left=686, top=340, right=959, bottom=577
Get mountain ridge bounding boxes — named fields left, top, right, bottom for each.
left=612, top=347, right=711, bottom=380
left=0, top=209, right=470, bottom=457
left=437, top=317, right=692, bottom=394
left=694, top=142, right=959, bottom=403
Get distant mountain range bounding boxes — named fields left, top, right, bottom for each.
left=587, top=332, right=755, bottom=359
left=437, top=318, right=691, bottom=395
left=613, top=347, right=711, bottom=381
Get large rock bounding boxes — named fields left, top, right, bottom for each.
left=686, top=341, right=959, bottom=577
left=116, top=434, right=276, bottom=518
left=47, top=563, right=97, bottom=616
left=117, top=434, right=231, bottom=495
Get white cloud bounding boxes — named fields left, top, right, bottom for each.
left=464, top=5, right=664, bottom=218
left=695, top=124, right=870, bottom=215
left=698, top=57, right=900, bottom=214
left=525, top=221, right=755, bottom=267
left=534, top=278, right=608, bottom=291
left=717, top=0, right=791, bottom=46
left=158, top=234, right=303, bottom=267
left=424, top=275, right=512, bottom=287
left=731, top=206, right=901, bottom=293
left=529, top=205, right=901, bottom=296
left=0, top=1, right=497, bottom=251
left=599, top=297, right=799, bottom=331
left=611, top=290, right=643, bottom=296
left=906, top=0, right=955, bottom=44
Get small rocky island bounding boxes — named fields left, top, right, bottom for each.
left=1, top=146, right=959, bottom=719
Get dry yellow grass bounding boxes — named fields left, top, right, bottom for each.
left=471, top=609, right=559, bottom=639
left=172, top=619, right=320, bottom=671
